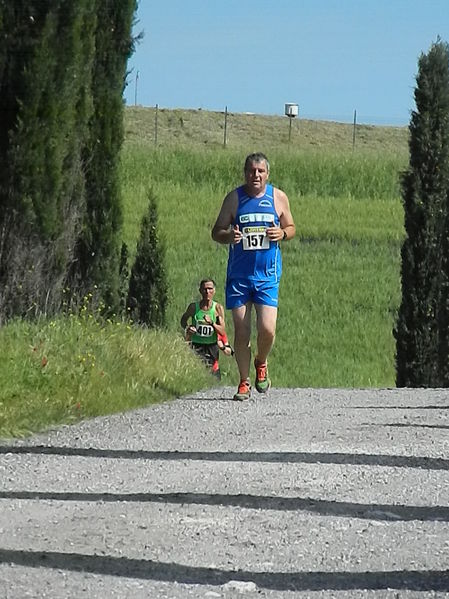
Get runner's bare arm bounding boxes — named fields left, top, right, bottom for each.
left=211, top=191, right=242, bottom=244
left=203, top=303, right=226, bottom=337
left=180, top=303, right=196, bottom=330
left=267, top=188, right=296, bottom=242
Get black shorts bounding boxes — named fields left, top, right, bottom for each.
left=191, top=342, right=219, bottom=368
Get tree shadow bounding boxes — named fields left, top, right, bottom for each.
left=0, top=549, right=448, bottom=591
left=379, top=423, right=449, bottom=430
left=1, top=445, right=448, bottom=470
left=1, top=490, right=447, bottom=522
left=351, top=405, right=449, bottom=410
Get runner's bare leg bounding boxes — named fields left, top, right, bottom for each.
left=232, top=303, right=252, bottom=381
left=254, top=304, right=277, bottom=363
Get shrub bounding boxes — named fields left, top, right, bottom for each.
left=127, top=189, right=168, bottom=327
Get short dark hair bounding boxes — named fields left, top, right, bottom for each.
left=244, top=152, right=270, bottom=173
left=199, top=278, right=216, bottom=289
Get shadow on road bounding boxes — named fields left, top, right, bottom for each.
left=0, top=548, right=448, bottom=592
left=351, top=405, right=449, bottom=410
left=379, top=423, right=449, bottom=430
left=0, top=490, right=447, bottom=522
left=1, top=445, right=448, bottom=470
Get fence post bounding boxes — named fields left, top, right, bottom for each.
left=134, top=70, right=139, bottom=105
left=154, top=104, right=158, bottom=147
left=352, top=109, right=357, bottom=151
left=223, top=106, right=228, bottom=148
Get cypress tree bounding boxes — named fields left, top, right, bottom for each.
left=395, top=40, right=449, bottom=387
left=0, top=1, right=96, bottom=321
left=0, top=1, right=138, bottom=321
left=127, top=190, right=168, bottom=328
left=69, top=0, right=137, bottom=311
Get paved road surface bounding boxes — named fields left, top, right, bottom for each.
left=0, top=387, right=448, bottom=598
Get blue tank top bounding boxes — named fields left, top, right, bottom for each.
left=226, top=183, right=282, bottom=282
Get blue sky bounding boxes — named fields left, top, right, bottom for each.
left=124, top=0, right=449, bottom=125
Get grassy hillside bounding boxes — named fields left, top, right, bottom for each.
left=124, top=106, right=409, bottom=154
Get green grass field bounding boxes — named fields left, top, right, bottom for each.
left=120, top=137, right=406, bottom=389
left=0, top=107, right=409, bottom=437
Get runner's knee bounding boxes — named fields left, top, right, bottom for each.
left=234, top=322, right=251, bottom=345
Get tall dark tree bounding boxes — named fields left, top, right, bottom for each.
left=127, top=190, right=168, bottom=328
left=0, top=1, right=138, bottom=321
left=68, top=0, right=138, bottom=311
left=395, top=40, right=449, bottom=387
left=0, top=1, right=96, bottom=321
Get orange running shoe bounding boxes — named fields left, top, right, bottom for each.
left=254, top=358, right=271, bottom=393
left=233, top=379, right=251, bottom=401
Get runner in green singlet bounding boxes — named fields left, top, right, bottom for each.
left=180, top=278, right=230, bottom=378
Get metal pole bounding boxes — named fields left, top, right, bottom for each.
left=134, top=70, right=139, bottom=106
left=288, top=116, right=292, bottom=142
left=352, top=109, right=357, bottom=151
left=223, top=106, right=228, bottom=148
left=154, top=104, right=158, bottom=147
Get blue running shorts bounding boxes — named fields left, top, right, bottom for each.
left=226, top=278, right=279, bottom=309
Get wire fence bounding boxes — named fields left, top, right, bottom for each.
left=125, top=104, right=409, bottom=153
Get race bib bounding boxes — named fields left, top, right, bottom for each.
left=196, top=323, right=214, bottom=337
left=242, top=226, right=269, bottom=251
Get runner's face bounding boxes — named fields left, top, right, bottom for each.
left=244, top=160, right=268, bottom=196
left=200, top=283, right=215, bottom=300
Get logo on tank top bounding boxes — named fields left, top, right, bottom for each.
left=240, top=213, right=275, bottom=224
left=258, top=199, right=272, bottom=207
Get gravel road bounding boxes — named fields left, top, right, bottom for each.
left=0, top=387, right=449, bottom=598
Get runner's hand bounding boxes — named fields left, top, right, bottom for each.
left=266, top=225, right=284, bottom=241
left=231, top=224, right=243, bottom=244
